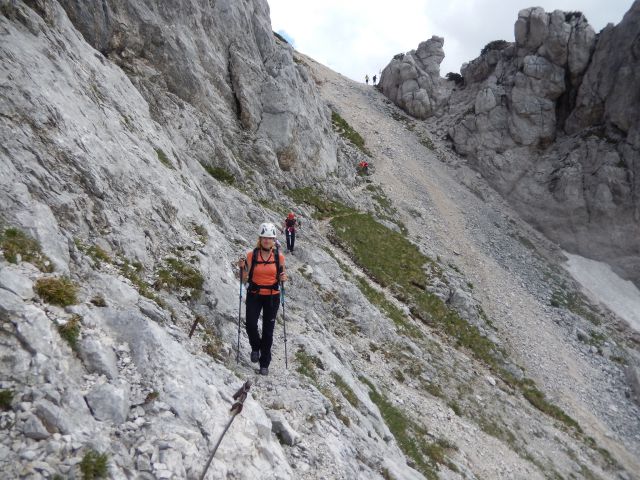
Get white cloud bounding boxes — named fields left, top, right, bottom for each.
left=267, top=0, right=633, bottom=81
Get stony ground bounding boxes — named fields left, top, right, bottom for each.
left=299, top=52, right=640, bottom=475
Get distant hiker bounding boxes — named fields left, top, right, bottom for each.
left=237, top=223, right=287, bottom=375
left=358, top=160, right=369, bottom=175
left=373, top=74, right=377, bottom=85
left=282, top=212, right=301, bottom=254
left=365, top=74, right=369, bottom=85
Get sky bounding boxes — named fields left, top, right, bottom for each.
left=267, top=0, right=633, bottom=82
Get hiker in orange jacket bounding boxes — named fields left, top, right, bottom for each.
left=237, top=223, right=287, bottom=375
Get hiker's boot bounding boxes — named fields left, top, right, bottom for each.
left=259, top=367, right=269, bottom=376
left=250, top=351, right=260, bottom=363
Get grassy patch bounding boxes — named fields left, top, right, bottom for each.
left=154, top=257, right=204, bottom=293
left=331, top=373, right=360, bottom=408
left=422, top=381, right=443, bottom=398
left=331, top=111, right=371, bottom=156
left=519, top=381, right=581, bottom=432
left=354, top=276, right=422, bottom=338
left=286, top=187, right=356, bottom=220
left=201, top=322, right=225, bottom=361
left=321, top=246, right=353, bottom=275
left=155, top=148, right=173, bottom=169
left=257, top=198, right=289, bottom=216
left=35, top=277, right=78, bottom=307
left=75, top=240, right=111, bottom=268
left=0, top=227, right=53, bottom=272
left=119, top=259, right=167, bottom=309
left=58, top=314, right=82, bottom=350
left=550, top=287, right=601, bottom=325
left=419, top=136, right=435, bottom=150
left=319, top=386, right=351, bottom=427
left=203, top=164, right=235, bottom=185
left=477, top=414, right=517, bottom=445
left=330, top=212, right=502, bottom=367
left=360, top=377, right=455, bottom=479
left=295, top=347, right=324, bottom=382
left=193, top=224, right=208, bottom=243
left=79, top=450, right=109, bottom=479
left=0, top=389, right=13, bottom=411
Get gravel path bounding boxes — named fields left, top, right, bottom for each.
left=304, top=53, right=640, bottom=473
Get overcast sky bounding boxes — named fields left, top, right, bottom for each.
left=267, top=0, right=633, bottom=82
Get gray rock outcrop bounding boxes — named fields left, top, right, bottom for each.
left=378, top=36, right=449, bottom=119
left=380, top=4, right=640, bottom=285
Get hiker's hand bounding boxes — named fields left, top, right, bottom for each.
left=237, top=256, right=247, bottom=270
left=279, top=271, right=288, bottom=282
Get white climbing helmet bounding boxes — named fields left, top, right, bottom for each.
left=258, top=222, right=278, bottom=238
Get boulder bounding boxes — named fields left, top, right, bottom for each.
left=0, top=267, right=34, bottom=300
left=85, top=382, right=130, bottom=424
left=78, top=336, right=119, bottom=379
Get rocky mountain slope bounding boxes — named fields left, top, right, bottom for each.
left=1, top=1, right=640, bottom=479
left=380, top=2, right=640, bottom=288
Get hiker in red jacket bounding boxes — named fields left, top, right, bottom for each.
left=282, top=212, right=301, bottom=254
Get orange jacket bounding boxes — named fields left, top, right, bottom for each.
left=246, top=249, right=285, bottom=295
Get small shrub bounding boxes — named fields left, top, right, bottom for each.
left=419, top=136, right=435, bottom=150
left=331, top=111, right=371, bottom=157
left=90, top=294, right=107, bottom=307
left=550, top=288, right=601, bottom=325
left=203, top=164, right=235, bottom=185
left=193, top=224, right=208, bottom=243
left=480, top=40, right=509, bottom=56
left=0, top=227, right=53, bottom=272
left=155, top=258, right=204, bottom=292
left=295, top=347, right=324, bottom=382
left=331, top=373, right=360, bottom=408
left=79, top=450, right=109, bottom=479
left=155, top=148, right=173, bottom=169
left=447, top=401, right=461, bottom=416
left=445, top=72, right=464, bottom=85
left=87, top=245, right=111, bottom=265
left=565, top=11, right=585, bottom=22
left=35, top=277, right=78, bottom=306
left=144, top=391, right=159, bottom=404
left=58, top=315, right=82, bottom=350
left=0, top=389, right=14, bottom=411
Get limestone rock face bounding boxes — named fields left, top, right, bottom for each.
left=380, top=3, right=640, bottom=285
left=57, top=0, right=336, bottom=180
left=378, top=36, right=449, bottom=119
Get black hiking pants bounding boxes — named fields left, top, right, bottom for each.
left=245, top=292, right=280, bottom=368
left=285, top=230, right=296, bottom=252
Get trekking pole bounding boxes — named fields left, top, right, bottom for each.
left=199, top=380, right=252, bottom=480
left=281, top=282, right=288, bottom=369
left=236, top=266, right=243, bottom=364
